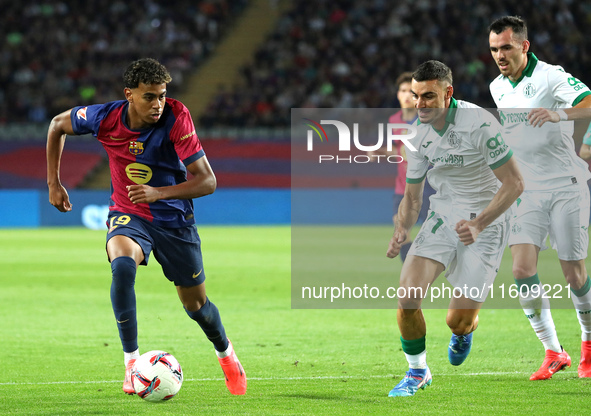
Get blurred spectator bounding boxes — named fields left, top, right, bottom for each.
left=0, top=0, right=246, bottom=124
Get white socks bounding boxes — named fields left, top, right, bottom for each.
left=571, top=276, right=591, bottom=342
left=523, top=307, right=562, bottom=352
left=124, top=349, right=140, bottom=365
left=405, top=351, right=427, bottom=369
left=215, top=341, right=233, bottom=359
left=518, top=275, right=562, bottom=353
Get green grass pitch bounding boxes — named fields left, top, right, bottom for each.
left=1, top=226, right=590, bottom=415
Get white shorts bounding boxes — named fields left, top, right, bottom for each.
left=408, top=211, right=508, bottom=302
left=508, top=188, right=590, bottom=261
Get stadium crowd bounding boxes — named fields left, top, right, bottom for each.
left=199, top=0, right=591, bottom=127
left=0, top=0, right=246, bottom=124
left=2, top=0, right=591, bottom=127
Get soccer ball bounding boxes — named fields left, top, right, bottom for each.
left=132, top=350, right=183, bottom=402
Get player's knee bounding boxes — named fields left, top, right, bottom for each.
left=563, top=268, right=587, bottom=289
left=111, top=256, right=137, bottom=287
left=184, top=297, right=216, bottom=323
left=512, top=263, right=536, bottom=279
left=183, top=298, right=206, bottom=312
left=397, top=306, right=421, bottom=320
left=446, top=314, right=475, bottom=335
left=179, top=286, right=207, bottom=312
left=398, top=294, right=422, bottom=310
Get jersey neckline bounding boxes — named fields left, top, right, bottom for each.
left=507, top=52, right=538, bottom=88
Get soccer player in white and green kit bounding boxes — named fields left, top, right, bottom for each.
left=386, top=60, right=524, bottom=397
left=489, top=15, right=591, bottom=380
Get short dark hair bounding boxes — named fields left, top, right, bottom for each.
left=395, top=72, right=413, bottom=88
left=123, top=58, right=172, bottom=88
left=412, top=60, right=453, bottom=85
left=488, top=16, right=528, bottom=40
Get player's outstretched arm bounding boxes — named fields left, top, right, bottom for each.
left=456, top=157, right=524, bottom=245
left=387, top=181, right=423, bottom=258
left=47, top=109, right=75, bottom=212
left=528, top=95, right=591, bottom=127
left=127, top=155, right=217, bottom=204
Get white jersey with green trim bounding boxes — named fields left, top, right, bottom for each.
left=405, top=98, right=513, bottom=225
left=489, top=53, right=591, bottom=191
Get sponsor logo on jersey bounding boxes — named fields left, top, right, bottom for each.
left=523, top=83, right=537, bottom=98
left=422, top=141, right=432, bottom=148
left=568, top=77, right=587, bottom=92
left=129, top=141, right=144, bottom=155
left=511, top=223, right=522, bottom=234
left=498, top=110, right=529, bottom=127
left=125, top=163, right=152, bottom=184
left=179, top=130, right=196, bottom=141
left=429, top=153, right=464, bottom=167
left=486, top=133, right=508, bottom=158
left=76, top=107, right=88, bottom=120
left=447, top=131, right=462, bottom=149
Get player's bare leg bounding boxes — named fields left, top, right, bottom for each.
left=446, top=297, right=481, bottom=366
left=178, top=284, right=247, bottom=394
left=560, top=259, right=591, bottom=378
left=390, top=256, right=443, bottom=397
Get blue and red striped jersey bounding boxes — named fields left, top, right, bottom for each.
left=71, top=98, right=204, bottom=227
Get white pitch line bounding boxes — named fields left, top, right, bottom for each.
left=0, top=370, right=579, bottom=387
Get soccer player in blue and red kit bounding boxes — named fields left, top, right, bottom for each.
left=46, top=58, right=246, bottom=395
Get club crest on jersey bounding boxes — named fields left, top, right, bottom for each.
left=76, top=107, right=87, bottom=120
left=523, top=83, right=537, bottom=98
left=129, top=141, right=144, bottom=155
left=447, top=131, right=462, bottom=149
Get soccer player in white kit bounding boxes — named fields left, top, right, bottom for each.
left=489, top=15, right=591, bottom=380
left=387, top=60, right=524, bottom=397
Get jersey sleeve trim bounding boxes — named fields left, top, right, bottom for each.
left=572, top=91, right=591, bottom=107
left=182, top=149, right=205, bottom=166
left=406, top=173, right=427, bottom=184
left=489, top=149, right=513, bottom=170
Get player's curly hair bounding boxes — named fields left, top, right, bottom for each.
left=123, top=58, right=172, bottom=88
left=412, top=60, right=453, bottom=85
left=488, top=16, right=528, bottom=41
